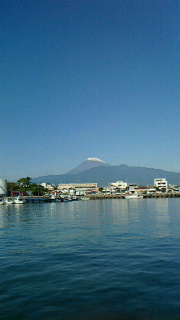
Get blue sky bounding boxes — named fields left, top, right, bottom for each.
left=1, top=0, right=180, bottom=181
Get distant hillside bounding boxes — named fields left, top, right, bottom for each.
left=32, top=164, right=180, bottom=186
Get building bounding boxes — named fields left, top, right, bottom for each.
left=154, top=178, right=168, bottom=191
left=128, top=184, right=138, bottom=192
left=110, top=181, right=128, bottom=193
left=57, top=183, right=98, bottom=195
left=133, top=187, right=156, bottom=194
left=11, top=191, right=28, bottom=197
left=41, top=183, right=55, bottom=190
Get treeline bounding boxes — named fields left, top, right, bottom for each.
left=7, top=177, right=49, bottom=196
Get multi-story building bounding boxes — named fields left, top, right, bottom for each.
left=57, top=183, right=98, bottom=195
left=110, top=181, right=128, bottom=193
left=154, top=178, right=168, bottom=191
left=41, top=183, right=55, bottom=190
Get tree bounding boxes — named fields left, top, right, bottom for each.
left=17, top=177, right=31, bottom=188
left=7, top=182, right=19, bottom=193
left=30, top=184, right=47, bottom=196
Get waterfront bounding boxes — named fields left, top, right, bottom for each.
left=0, top=199, right=180, bottom=320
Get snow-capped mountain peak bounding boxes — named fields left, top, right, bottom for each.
left=66, top=158, right=109, bottom=174
left=87, top=158, right=106, bottom=164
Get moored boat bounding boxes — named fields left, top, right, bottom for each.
left=125, top=193, right=143, bottom=199
left=4, top=198, right=15, bottom=204
left=13, top=196, right=27, bottom=204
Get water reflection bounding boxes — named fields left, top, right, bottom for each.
left=154, top=199, right=170, bottom=238
left=0, top=199, right=180, bottom=320
left=154, top=198, right=169, bottom=219
left=0, top=199, right=175, bottom=246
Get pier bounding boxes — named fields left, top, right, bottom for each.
left=88, top=193, right=180, bottom=200
left=25, top=196, right=54, bottom=202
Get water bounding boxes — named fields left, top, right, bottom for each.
left=0, top=199, right=180, bottom=320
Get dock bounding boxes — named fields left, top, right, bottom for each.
left=88, top=193, right=180, bottom=200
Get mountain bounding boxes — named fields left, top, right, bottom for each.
left=67, top=158, right=110, bottom=174
left=32, top=163, right=180, bottom=186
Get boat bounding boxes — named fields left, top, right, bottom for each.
left=81, top=197, right=90, bottom=201
left=58, top=195, right=73, bottom=202
left=13, top=196, right=27, bottom=204
left=72, top=196, right=79, bottom=201
left=125, top=193, right=143, bottom=199
left=50, top=195, right=57, bottom=201
left=4, top=198, right=15, bottom=204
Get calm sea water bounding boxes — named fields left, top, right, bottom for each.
left=0, top=199, right=180, bottom=320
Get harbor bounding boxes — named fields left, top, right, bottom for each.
left=1, top=177, right=180, bottom=205
left=1, top=192, right=180, bottom=205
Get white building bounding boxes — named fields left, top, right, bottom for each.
left=110, top=181, right=128, bottom=193
left=41, top=183, right=55, bottom=190
left=154, top=178, right=168, bottom=191
left=128, top=184, right=138, bottom=192
left=57, top=183, right=98, bottom=195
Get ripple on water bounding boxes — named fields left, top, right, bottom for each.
left=0, top=199, right=180, bottom=320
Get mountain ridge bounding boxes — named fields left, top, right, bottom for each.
left=32, top=164, right=180, bottom=186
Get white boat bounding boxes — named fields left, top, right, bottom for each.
left=125, top=193, right=143, bottom=199
left=72, top=196, right=78, bottom=201
left=4, top=198, right=15, bottom=204
left=13, top=196, right=26, bottom=204
left=50, top=195, right=57, bottom=201
left=81, top=197, right=90, bottom=201
left=60, top=195, right=73, bottom=202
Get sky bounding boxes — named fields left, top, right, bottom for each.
left=1, top=0, right=180, bottom=181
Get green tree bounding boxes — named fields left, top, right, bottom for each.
left=7, top=182, right=19, bottom=193
left=29, top=184, right=47, bottom=196
left=17, top=177, right=31, bottom=188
